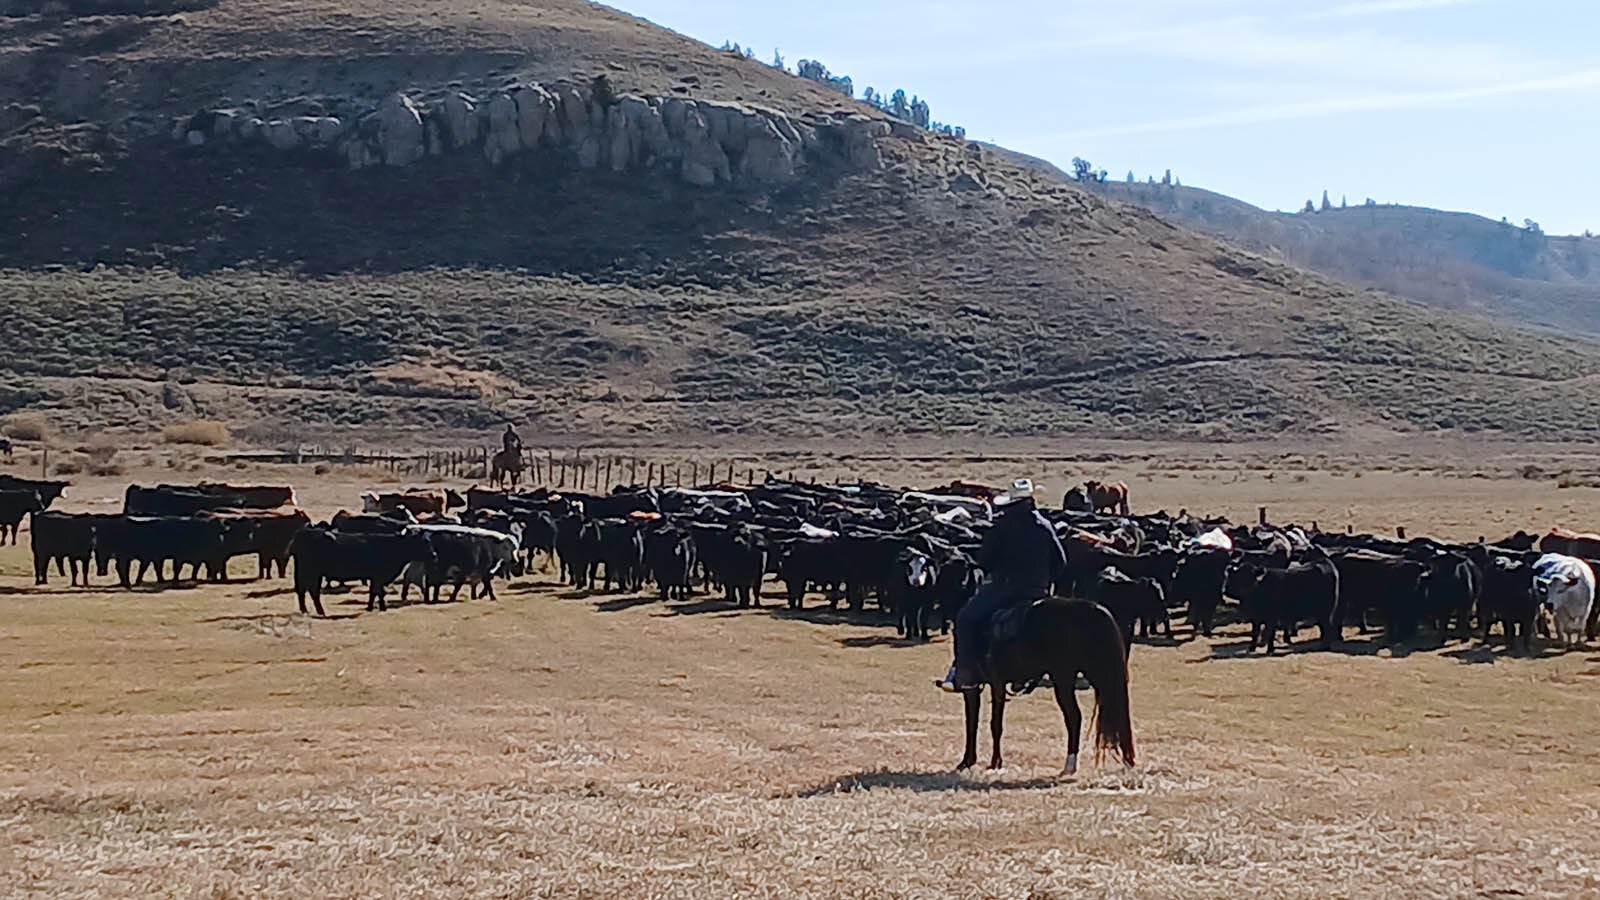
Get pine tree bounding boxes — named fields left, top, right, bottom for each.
left=1320, top=190, right=1332, bottom=211
left=1127, top=171, right=1135, bottom=183
left=1303, top=199, right=1316, bottom=213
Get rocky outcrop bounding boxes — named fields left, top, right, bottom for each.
left=174, top=77, right=893, bottom=189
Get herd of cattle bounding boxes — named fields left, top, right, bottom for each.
left=4, top=471, right=1599, bottom=655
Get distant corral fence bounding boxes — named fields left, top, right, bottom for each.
left=217, top=446, right=810, bottom=491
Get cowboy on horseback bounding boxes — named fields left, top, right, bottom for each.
left=502, top=423, right=523, bottom=458
left=936, top=478, right=1067, bottom=693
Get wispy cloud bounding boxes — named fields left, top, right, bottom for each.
left=1314, top=0, right=1477, bottom=18
left=1038, top=67, right=1600, bottom=140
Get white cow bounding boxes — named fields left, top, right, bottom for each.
left=1532, top=553, right=1595, bottom=648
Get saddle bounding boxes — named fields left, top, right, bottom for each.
left=984, top=596, right=1053, bottom=695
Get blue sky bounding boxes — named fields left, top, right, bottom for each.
left=613, top=0, right=1598, bottom=235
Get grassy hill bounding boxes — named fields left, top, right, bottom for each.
left=4, top=0, right=1600, bottom=445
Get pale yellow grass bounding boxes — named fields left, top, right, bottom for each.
left=1, top=452, right=1599, bottom=898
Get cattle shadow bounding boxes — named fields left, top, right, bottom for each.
left=657, top=599, right=745, bottom=617
left=1442, top=645, right=1501, bottom=665
left=1200, top=635, right=1387, bottom=661
left=795, top=770, right=1065, bottom=797
left=836, top=635, right=941, bottom=650
left=594, top=595, right=658, bottom=613
left=200, top=612, right=361, bottom=624
left=771, top=605, right=895, bottom=629
left=0, top=584, right=128, bottom=596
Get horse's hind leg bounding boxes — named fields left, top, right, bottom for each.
left=1054, top=679, right=1083, bottom=776
left=958, top=690, right=981, bottom=771
left=988, top=685, right=1006, bottom=771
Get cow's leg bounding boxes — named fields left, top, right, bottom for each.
left=988, top=686, right=1006, bottom=770
left=482, top=575, right=497, bottom=602
left=958, top=690, right=980, bottom=771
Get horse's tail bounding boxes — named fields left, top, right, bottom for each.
left=1046, top=599, right=1136, bottom=767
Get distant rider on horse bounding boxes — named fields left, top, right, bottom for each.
left=502, top=423, right=523, bottom=458
left=936, top=478, right=1067, bottom=692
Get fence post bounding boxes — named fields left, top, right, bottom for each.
left=1258, top=506, right=1268, bottom=526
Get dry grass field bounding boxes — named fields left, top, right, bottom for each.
left=2, top=446, right=1599, bottom=899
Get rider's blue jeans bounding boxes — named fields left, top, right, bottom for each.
left=953, top=581, right=1021, bottom=682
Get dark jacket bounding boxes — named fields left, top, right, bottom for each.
left=978, top=500, right=1067, bottom=596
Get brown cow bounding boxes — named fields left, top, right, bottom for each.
left=1541, top=527, right=1600, bottom=560
left=197, top=483, right=296, bottom=510
left=362, top=489, right=466, bottom=518
left=1083, top=480, right=1130, bottom=516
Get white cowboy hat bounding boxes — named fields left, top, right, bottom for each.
left=992, top=478, right=1037, bottom=507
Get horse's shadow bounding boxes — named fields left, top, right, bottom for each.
left=795, top=770, right=1065, bottom=797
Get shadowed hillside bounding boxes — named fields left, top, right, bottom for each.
left=1072, top=178, right=1600, bottom=338
left=4, top=0, right=1600, bottom=444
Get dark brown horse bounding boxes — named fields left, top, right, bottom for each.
left=1083, top=480, right=1131, bottom=516
left=958, top=598, right=1136, bottom=775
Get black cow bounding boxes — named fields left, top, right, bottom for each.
left=555, top=514, right=602, bottom=589
left=0, top=489, right=43, bottom=545
left=777, top=538, right=847, bottom=610
left=124, top=484, right=247, bottom=517
left=1090, top=566, right=1168, bottom=656
left=203, top=509, right=309, bottom=580
left=934, top=552, right=979, bottom=635
left=1332, top=551, right=1427, bottom=642
left=1241, top=549, right=1340, bottom=653
left=595, top=519, right=646, bottom=593
left=400, top=526, right=521, bottom=605
left=1419, top=554, right=1481, bottom=639
left=292, top=527, right=434, bottom=614
left=1478, top=555, right=1537, bottom=653
left=330, top=510, right=414, bottom=534
left=1064, top=543, right=1179, bottom=599
left=696, top=525, right=766, bottom=607
left=0, top=475, right=67, bottom=509
left=644, top=523, right=696, bottom=601
left=100, top=516, right=255, bottom=586
left=883, top=547, right=940, bottom=641
left=518, top=510, right=559, bottom=570
left=29, top=511, right=97, bottom=586
left=1172, top=548, right=1232, bottom=637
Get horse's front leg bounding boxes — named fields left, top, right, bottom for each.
left=988, top=685, right=1006, bottom=770
left=957, top=689, right=980, bottom=771
left=1054, top=678, right=1082, bottom=776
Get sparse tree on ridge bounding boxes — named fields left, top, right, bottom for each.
left=772, top=49, right=785, bottom=70
left=889, top=89, right=910, bottom=120
left=1321, top=190, right=1332, bottom=211
left=1071, top=157, right=1095, bottom=181
left=1303, top=199, right=1316, bottom=213
left=1341, top=195, right=1348, bottom=208
left=1524, top=219, right=1543, bottom=234
left=1127, top=171, right=1135, bottom=182
left=1162, top=169, right=1172, bottom=186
